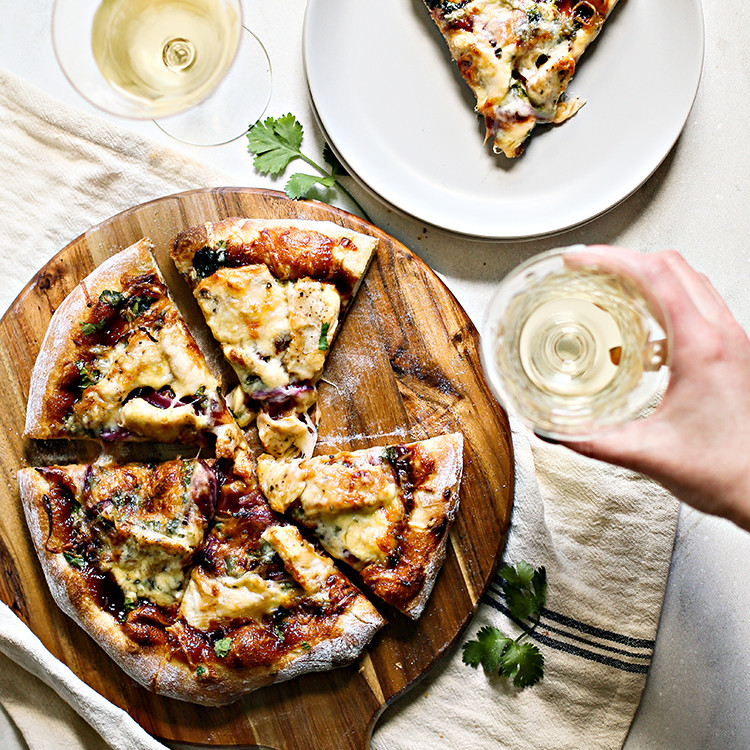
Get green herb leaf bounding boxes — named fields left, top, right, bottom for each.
left=497, top=562, right=547, bottom=621
left=246, top=112, right=372, bottom=222
left=247, top=114, right=304, bottom=176
left=80, top=319, right=107, bottom=335
left=192, top=244, right=227, bottom=280
left=123, top=295, right=156, bottom=322
left=75, top=360, right=100, bottom=390
left=196, top=665, right=207, bottom=676
left=462, top=626, right=512, bottom=674
left=285, top=172, right=336, bottom=200
left=99, top=289, right=125, bottom=307
left=213, top=637, right=232, bottom=658
left=63, top=551, right=85, bottom=569
left=462, top=561, right=548, bottom=690
left=318, top=322, right=330, bottom=351
left=500, top=641, right=545, bottom=688
left=300, top=641, right=311, bottom=651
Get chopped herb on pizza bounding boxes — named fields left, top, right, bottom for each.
left=170, top=218, right=377, bottom=459
left=18, top=459, right=218, bottom=692
left=19, top=459, right=383, bottom=705
left=157, top=484, right=385, bottom=705
left=423, top=0, right=619, bottom=157
left=24, top=238, right=248, bottom=465
left=257, top=433, right=464, bottom=619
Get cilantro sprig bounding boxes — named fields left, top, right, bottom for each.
left=462, top=561, right=547, bottom=689
left=247, top=114, right=371, bottom=222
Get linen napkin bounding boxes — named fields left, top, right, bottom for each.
left=0, top=67, right=680, bottom=750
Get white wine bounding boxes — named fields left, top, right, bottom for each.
left=484, top=249, right=670, bottom=439
left=91, top=0, right=241, bottom=117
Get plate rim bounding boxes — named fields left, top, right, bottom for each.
left=302, top=0, right=706, bottom=240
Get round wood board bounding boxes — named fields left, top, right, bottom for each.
left=0, top=188, right=514, bottom=749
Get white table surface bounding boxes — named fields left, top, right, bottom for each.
left=1, top=1, right=750, bottom=748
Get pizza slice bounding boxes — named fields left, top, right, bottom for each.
left=18, top=458, right=218, bottom=693
left=170, top=218, right=377, bottom=459
left=156, top=481, right=385, bottom=705
left=423, top=0, right=619, bottom=157
left=257, top=433, right=464, bottom=619
left=24, top=238, right=247, bottom=465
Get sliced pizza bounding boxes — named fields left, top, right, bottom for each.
left=170, top=218, right=377, bottom=459
left=256, top=433, right=464, bottom=619
left=156, top=482, right=385, bottom=705
left=423, top=0, right=619, bottom=157
left=18, top=458, right=218, bottom=693
left=24, top=238, right=247, bottom=466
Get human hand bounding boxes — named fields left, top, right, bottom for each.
left=559, top=247, right=750, bottom=530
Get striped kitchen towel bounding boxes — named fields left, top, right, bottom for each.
left=371, top=417, right=679, bottom=750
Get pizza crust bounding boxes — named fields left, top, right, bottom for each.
left=153, top=596, right=384, bottom=706
left=25, top=238, right=155, bottom=438
left=18, top=467, right=169, bottom=691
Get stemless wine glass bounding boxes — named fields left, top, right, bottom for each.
left=52, top=0, right=272, bottom=146
left=481, top=246, right=672, bottom=441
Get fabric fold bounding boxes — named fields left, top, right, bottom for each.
left=0, top=67, right=679, bottom=750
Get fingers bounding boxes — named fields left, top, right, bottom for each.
left=559, top=419, right=650, bottom=469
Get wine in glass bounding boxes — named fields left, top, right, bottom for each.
left=481, top=246, right=672, bottom=440
left=52, top=0, right=272, bottom=145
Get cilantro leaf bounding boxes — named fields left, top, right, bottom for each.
left=99, top=289, right=125, bottom=307
left=318, top=322, right=330, bottom=351
left=63, top=551, right=85, bottom=569
left=285, top=173, right=336, bottom=200
left=497, top=562, right=547, bottom=621
left=462, top=627, right=513, bottom=674
left=80, top=319, right=107, bottom=336
left=245, top=112, right=371, bottom=222
left=463, top=561, right=548, bottom=690
left=247, top=114, right=304, bottom=176
left=500, top=641, right=545, bottom=689
left=213, top=637, right=232, bottom=658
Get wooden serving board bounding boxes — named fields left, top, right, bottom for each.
left=0, top=188, right=514, bottom=748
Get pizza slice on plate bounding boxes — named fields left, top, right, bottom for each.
left=170, top=218, right=377, bottom=459
left=423, top=0, right=619, bottom=157
left=18, top=458, right=218, bottom=692
left=157, top=480, right=385, bottom=705
left=257, top=433, right=464, bottom=619
left=24, top=238, right=247, bottom=465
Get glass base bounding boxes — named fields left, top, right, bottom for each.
left=154, top=26, right=272, bottom=146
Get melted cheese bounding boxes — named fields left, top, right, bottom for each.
left=261, top=525, right=336, bottom=599
left=179, top=567, right=297, bottom=631
left=435, top=0, right=604, bottom=156
left=72, top=320, right=220, bottom=434
left=101, top=537, right=190, bottom=607
left=257, top=454, right=400, bottom=565
left=194, top=266, right=339, bottom=391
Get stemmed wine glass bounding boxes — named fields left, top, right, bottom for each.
left=52, top=0, right=272, bottom=146
left=481, top=246, right=672, bottom=440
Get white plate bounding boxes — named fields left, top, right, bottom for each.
left=303, top=0, right=704, bottom=239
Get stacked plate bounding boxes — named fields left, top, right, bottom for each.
left=303, top=0, right=705, bottom=239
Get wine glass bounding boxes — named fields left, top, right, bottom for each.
left=52, top=0, right=272, bottom=146
left=481, top=246, right=672, bottom=440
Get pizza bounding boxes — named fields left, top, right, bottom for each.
left=256, top=434, right=464, bottom=619
left=170, top=218, right=377, bottom=459
left=18, top=459, right=385, bottom=706
left=157, top=481, right=385, bottom=705
left=422, top=0, right=619, bottom=157
left=24, top=238, right=248, bottom=468
left=20, top=217, right=465, bottom=706
left=18, top=459, right=217, bottom=694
